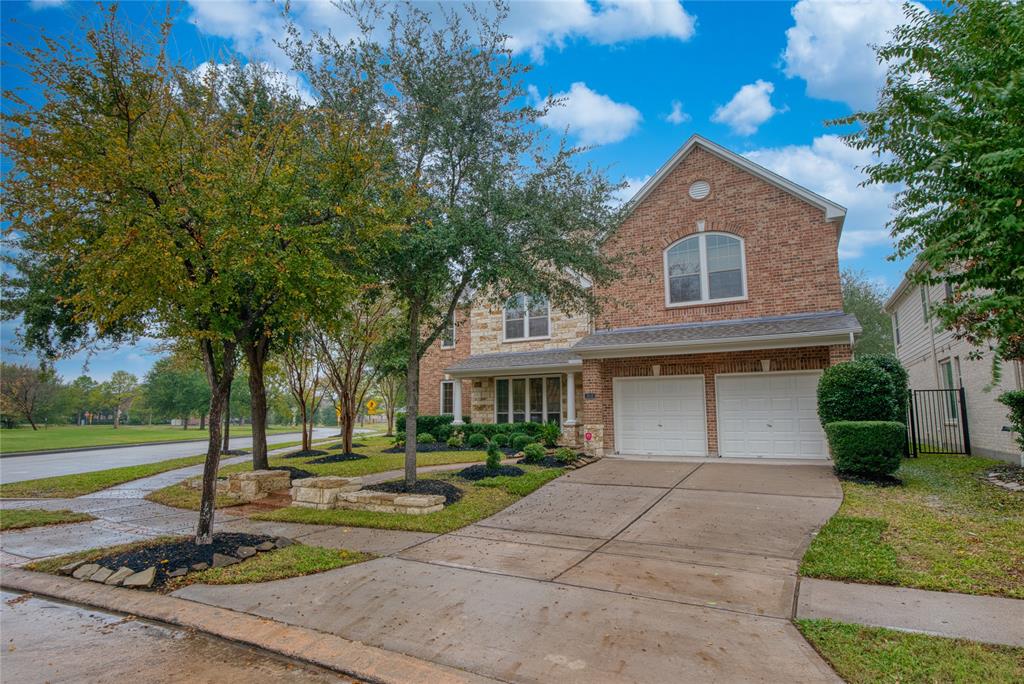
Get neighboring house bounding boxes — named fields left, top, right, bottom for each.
left=885, top=273, right=1023, bottom=465
left=419, top=135, right=860, bottom=459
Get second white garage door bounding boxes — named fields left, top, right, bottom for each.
left=613, top=376, right=707, bottom=456
left=716, top=372, right=827, bottom=459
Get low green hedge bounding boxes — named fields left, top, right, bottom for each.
left=818, top=361, right=899, bottom=426
left=466, top=433, right=488, bottom=448
left=511, top=434, right=534, bottom=451
left=824, top=421, right=906, bottom=478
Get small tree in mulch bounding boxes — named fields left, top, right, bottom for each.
left=486, top=442, right=502, bottom=472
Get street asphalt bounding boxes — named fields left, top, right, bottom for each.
left=0, top=427, right=336, bottom=484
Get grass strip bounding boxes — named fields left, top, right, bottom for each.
left=0, top=508, right=96, bottom=531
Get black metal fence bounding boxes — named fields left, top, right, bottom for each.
left=908, top=388, right=971, bottom=457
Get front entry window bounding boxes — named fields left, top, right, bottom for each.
left=495, top=376, right=561, bottom=424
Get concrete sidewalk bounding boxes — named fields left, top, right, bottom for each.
left=797, top=577, right=1024, bottom=647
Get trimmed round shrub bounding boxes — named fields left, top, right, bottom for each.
left=491, top=433, right=510, bottom=447
left=511, top=434, right=533, bottom=451
left=824, top=421, right=906, bottom=478
left=521, top=443, right=546, bottom=463
left=466, top=433, right=488, bottom=448
left=416, top=432, right=436, bottom=444
left=860, top=354, right=909, bottom=421
left=434, top=425, right=453, bottom=442
left=446, top=432, right=464, bottom=448
left=817, top=361, right=898, bottom=426
left=485, top=442, right=502, bottom=471
left=554, top=447, right=576, bottom=464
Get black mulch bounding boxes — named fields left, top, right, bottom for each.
left=364, top=479, right=463, bottom=506
left=457, top=464, right=526, bottom=481
left=517, top=456, right=568, bottom=468
left=382, top=443, right=516, bottom=455
left=837, top=472, right=903, bottom=487
left=333, top=442, right=367, bottom=449
left=307, top=452, right=369, bottom=464
left=282, top=449, right=328, bottom=459
left=221, top=449, right=247, bottom=456
left=86, top=533, right=274, bottom=589
left=270, top=466, right=315, bottom=480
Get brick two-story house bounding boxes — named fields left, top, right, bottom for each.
left=420, top=136, right=860, bottom=459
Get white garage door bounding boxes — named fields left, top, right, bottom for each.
left=614, top=377, right=707, bottom=456
left=717, top=372, right=827, bottom=459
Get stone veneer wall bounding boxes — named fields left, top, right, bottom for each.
left=468, top=372, right=584, bottom=444
left=581, top=345, right=849, bottom=456
left=470, top=300, right=591, bottom=355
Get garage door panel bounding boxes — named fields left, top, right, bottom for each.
left=717, top=373, right=827, bottom=460
left=614, top=377, right=706, bottom=457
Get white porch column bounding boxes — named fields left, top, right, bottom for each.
left=565, top=372, right=577, bottom=425
left=452, top=380, right=463, bottom=424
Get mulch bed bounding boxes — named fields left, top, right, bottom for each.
left=364, top=479, right=463, bottom=506
left=517, top=456, right=568, bottom=469
left=457, top=464, right=526, bottom=481
left=86, top=533, right=273, bottom=589
left=282, top=449, right=328, bottom=459
left=307, top=452, right=369, bottom=464
left=837, top=472, right=903, bottom=487
left=382, top=443, right=516, bottom=455
left=269, top=466, right=315, bottom=480
left=333, top=442, right=367, bottom=449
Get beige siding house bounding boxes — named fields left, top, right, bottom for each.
left=885, top=276, right=1023, bottom=465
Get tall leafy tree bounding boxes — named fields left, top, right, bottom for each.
left=842, top=269, right=894, bottom=356
left=0, top=363, right=58, bottom=430
left=144, top=358, right=210, bottom=428
left=286, top=1, right=622, bottom=485
left=838, top=0, right=1024, bottom=368
left=1, top=11, right=395, bottom=542
left=102, top=370, right=138, bottom=428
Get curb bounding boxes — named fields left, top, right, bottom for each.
left=0, top=568, right=499, bottom=684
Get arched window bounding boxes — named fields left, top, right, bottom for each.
left=504, top=294, right=549, bottom=340
left=664, top=233, right=746, bottom=305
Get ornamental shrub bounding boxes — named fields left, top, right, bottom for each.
left=446, top=432, right=464, bottom=448
left=860, top=354, right=909, bottom=421
left=466, top=433, right=488, bottom=449
left=824, top=421, right=906, bottom=478
left=434, top=424, right=453, bottom=442
left=511, top=434, right=533, bottom=451
left=539, top=421, right=561, bottom=448
left=554, top=447, right=576, bottom=464
left=416, top=432, right=436, bottom=444
left=817, top=361, right=898, bottom=426
left=998, top=390, right=1024, bottom=453
left=491, top=433, right=510, bottom=447
left=522, top=443, right=546, bottom=463
left=485, top=442, right=502, bottom=471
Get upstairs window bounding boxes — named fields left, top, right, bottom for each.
left=665, top=233, right=746, bottom=305
left=441, top=316, right=456, bottom=349
left=504, top=294, right=549, bottom=340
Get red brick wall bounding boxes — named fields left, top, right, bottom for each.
left=596, top=145, right=843, bottom=329
left=418, top=308, right=472, bottom=417
left=581, top=345, right=849, bottom=455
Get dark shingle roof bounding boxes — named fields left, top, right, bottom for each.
left=574, top=311, right=860, bottom=351
left=446, top=348, right=581, bottom=374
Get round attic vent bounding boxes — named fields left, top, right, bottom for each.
left=688, top=180, right=711, bottom=200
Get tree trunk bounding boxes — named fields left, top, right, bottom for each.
left=299, top=403, right=310, bottom=451
left=246, top=337, right=270, bottom=470
left=222, top=381, right=232, bottom=452
left=199, top=413, right=206, bottom=430
left=386, top=404, right=395, bottom=436
left=182, top=415, right=188, bottom=430
left=404, top=304, right=420, bottom=487
left=342, top=399, right=356, bottom=455
left=113, top=408, right=121, bottom=429
left=27, top=416, right=38, bottom=431
left=196, top=340, right=236, bottom=545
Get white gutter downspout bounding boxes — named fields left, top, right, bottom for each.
left=849, top=331, right=856, bottom=360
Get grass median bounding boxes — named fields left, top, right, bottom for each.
left=0, top=424, right=301, bottom=455
left=797, top=619, right=1024, bottom=684
left=800, top=453, right=1024, bottom=599
left=0, top=508, right=96, bottom=530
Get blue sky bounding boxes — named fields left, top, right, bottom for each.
left=2, top=0, right=924, bottom=380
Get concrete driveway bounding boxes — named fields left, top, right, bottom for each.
left=175, top=459, right=844, bottom=683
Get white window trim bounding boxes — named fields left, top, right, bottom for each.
left=663, top=232, right=748, bottom=308
left=440, top=317, right=456, bottom=349
left=892, top=312, right=901, bottom=347
left=440, top=380, right=454, bottom=415
left=493, top=376, right=562, bottom=424
left=502, top=294, right=551, bottom=342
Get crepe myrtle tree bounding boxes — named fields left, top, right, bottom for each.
left=1, top=11, right=399, bottom=542
left=285, top=0, right=623, bottom=486
left=837, top=0, right=1024, bottom=371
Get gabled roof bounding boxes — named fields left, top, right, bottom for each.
left=624, top=135, right=847, bottom=228
left=445, top=348, right=581, bottom=377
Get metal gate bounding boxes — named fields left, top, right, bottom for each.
left=908, top=388, right=971, bottom=457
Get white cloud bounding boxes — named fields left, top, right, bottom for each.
left=744, top=135, right=901, bottom=258
left=505, top=0, right=696, bottom=61
left=613, top=175, right=651, bottom=205
left=665, top=100, right=691, bottom=125
left=28, top=0, right=65, bottom=8
left=711, top=80, right=783, bottom=136
left=534, top=82, right=642, bottom=146
left=782, top=0, right=925, bottom=110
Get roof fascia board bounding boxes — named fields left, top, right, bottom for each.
left=624, top=135, right=847, bottom=227
left=446, top=360, right=584, bottom=379
left=574, top=330, right=857, bottom=359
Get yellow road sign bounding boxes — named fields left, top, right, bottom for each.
left=366, top=400, right=378, bottom=411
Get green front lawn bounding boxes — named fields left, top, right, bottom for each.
left=255, top=466, right=564, bottom=534
left=0, top=508, right=96, bottom=530
left=797, top=619, right=1024, bottom=684
left=0, top=424, right=300, bottom=455
left=146, top=435, right=492, bottom=510
left=801, top=453, right=1024, bottom=599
